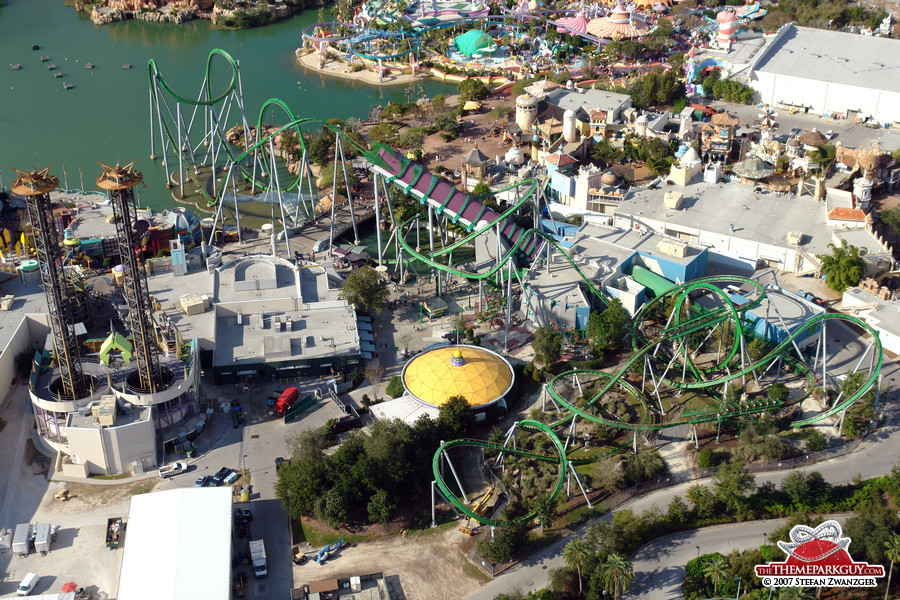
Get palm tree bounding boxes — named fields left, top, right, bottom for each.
left=703, top=554, right=728, bottom=597
left=599, top=553, right=634, bottom=600
left=885, top=533, right=900, bottom=600
left=563, top=538, right=589, bottom=594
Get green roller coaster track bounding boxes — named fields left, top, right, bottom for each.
left=432, top=419, right=568, bottom=527
left=148, top=54, right=883, bottom=526
left=149, top=51, right=376, bottom=206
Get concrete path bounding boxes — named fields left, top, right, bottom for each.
left=627, top=515, right=853, bottom=600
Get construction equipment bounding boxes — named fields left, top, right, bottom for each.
left=458, top=486, right=495, bottom=535
left=316, top=538, right=344, bottom=564
left=106, top=517, right=123, bottom=549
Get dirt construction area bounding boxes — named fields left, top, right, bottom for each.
left=293, top=525, right=489, bottom=600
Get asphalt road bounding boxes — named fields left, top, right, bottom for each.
left=627, top=515, right=851, bottom=600
left=466, top=317, right=900, bottom=600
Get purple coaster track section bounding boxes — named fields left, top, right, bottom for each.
left=376, top=147, right=539, bottom=258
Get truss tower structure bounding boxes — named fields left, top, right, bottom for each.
left=96, top=163, right=165, bottom=393
left=12, top=167, right=89, bottom=401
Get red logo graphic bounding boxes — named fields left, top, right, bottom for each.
left=755, top=520, right=885, bottom=587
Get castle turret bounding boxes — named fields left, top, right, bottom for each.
left=563, top=109, right=578, bottom=143
left=516, top=93, right=538, bottom=132
left=635, top=113, right=649, bottom=137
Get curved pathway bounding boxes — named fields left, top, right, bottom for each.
left=466, top=345, right=899, bottom=600
left=626, top=516, right=851, bottom=600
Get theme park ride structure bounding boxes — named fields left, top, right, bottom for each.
left=12, top=167, right=91, bottom=401
left=147, top=53, right=884, bottom=528
left=96, top=162, right=171, bottom=393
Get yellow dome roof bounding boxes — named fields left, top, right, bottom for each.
left=402, top=346, right=514, bottom=408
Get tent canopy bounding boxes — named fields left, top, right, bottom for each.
left=454, top=29, right=495, bottom=57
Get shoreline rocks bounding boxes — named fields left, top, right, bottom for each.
left=84, top=0, right=312, bottom=26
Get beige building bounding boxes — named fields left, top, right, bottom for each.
left=60, top=396, right=157, bottom=478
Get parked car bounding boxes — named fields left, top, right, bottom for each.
left=211, top=467, right=232, bottom=486
left=224, top=471, right=241, bottom=486
left=17, top=572, right=39, bottom=596
left=194, top=475, right=211, bottom=487
left=158, top=461, right=188, bottom=479
left=788, top=127, right=800, bottom=137
left=825, top=129, right=834, bottom=139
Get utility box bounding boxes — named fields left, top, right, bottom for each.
left=663, top=191, right=684, bottom=210
left=97, top=395, right=117, bottom=427
left=33, top=523, right=51, bottom=553
left=180, top=293, right=206, bottom=315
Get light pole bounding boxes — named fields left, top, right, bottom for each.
left=696, top=545, right=700, bottom=559
left=763, top=532, right=767, bottom=546
left=734, top=577, right=741, bottom=599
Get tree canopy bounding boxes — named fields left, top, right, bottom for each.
left=586, top=299, right=629, bottom=353
left=341, top=266, right=390, bottom=314
left=818, top=239, right=866, bottom=292
left=533, top=327, right=563, bottom=365
left=437, top=394, right=475, bottom=439
left=318, top=159, right=359, bottom=197
left=629, top=68, right=685, bottom=109
left=458, top=78, right=489, bottom=102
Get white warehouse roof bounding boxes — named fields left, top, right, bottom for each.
left=118, top=487, right=233, bottom=600
left=753, top=25, right=900, bottom=94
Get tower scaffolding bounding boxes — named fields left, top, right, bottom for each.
left=96, top=162, right=168, bottom=393
left=12, top=167, right=89, bottom=401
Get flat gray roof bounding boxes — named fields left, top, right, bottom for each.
left=0, top=277, right=49, bottom=350
left=845, top=286, right=900, bottom=337
left=545, top=88, right=631, bottom=120
left=751, top=287, right=824, bottom=330
left=716, top=31, right=768, bottom=67
left=67, top=404, right=151, bottom=429
left=753, top=25, right=900, bottom=93
left=833, top=228, right=886, bottom=257
left=216, top=256, right=302, bottom=304
left=579, top=222, right=704, bottom=265
left=616, top=182, right=832, bottom=255
left=213, top=301, right=360, bottom=366
left=148, top=270, right=217, bottom=347
left=697, top=283, right=823, bottom=331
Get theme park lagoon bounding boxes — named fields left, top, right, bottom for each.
left=0, top=0, right=451, bottom=212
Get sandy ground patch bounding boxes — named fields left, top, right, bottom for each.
left=293, top=525, right=487, bottom=600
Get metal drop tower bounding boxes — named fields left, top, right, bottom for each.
left=12, top=167, right=89, bottom=401
left=96, top=162, right=166, bottom=393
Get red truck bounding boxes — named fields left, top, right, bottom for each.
left=274, top=387, right=298, bottom=415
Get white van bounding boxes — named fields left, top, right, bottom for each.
left=17, top=572, right=39, bottom=596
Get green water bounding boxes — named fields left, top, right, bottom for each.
left=0, top=0, right=450, bottom=211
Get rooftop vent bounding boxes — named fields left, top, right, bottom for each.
left=786, top=230, right=805, bottom=245
left=656, top=238, right=689, bottom=259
